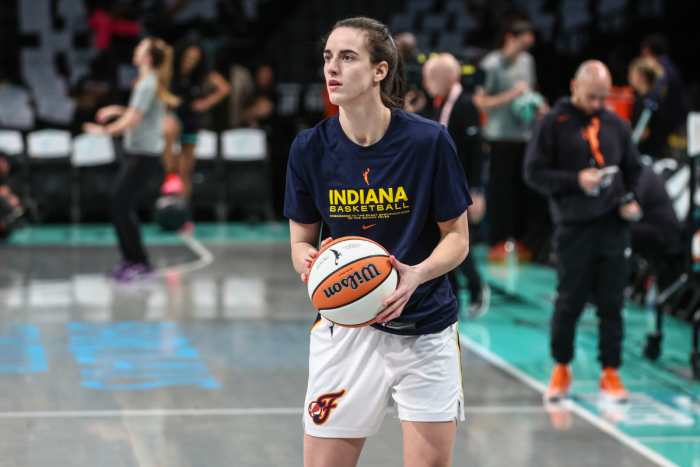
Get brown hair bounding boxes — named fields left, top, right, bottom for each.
left=629, top=56, right=664, bottom=88
left=327, top=17, right=406, bottom=108
left=144, top=37, right=180, bottom=108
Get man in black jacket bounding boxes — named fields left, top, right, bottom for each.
left=424, top=53, right=490, bottom=317
left=524, top=61, right=642, bottom=403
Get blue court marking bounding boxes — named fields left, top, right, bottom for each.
left=0, top=325, right=48, bottom=374
left=67, top=322, right=219, bottom=390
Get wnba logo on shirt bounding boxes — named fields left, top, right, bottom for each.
left=308, top=390, right=346, bottom=425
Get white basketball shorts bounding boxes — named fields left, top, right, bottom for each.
left=303, top=318, right=465, bottom=438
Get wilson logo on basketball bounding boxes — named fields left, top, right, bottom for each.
left=308, top=390, right=346, bottom=425
left=311, top=255, right=392, bottom=311
left=323, top=264, right=381, bottom=298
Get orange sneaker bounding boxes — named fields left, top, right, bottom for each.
left=515, top=241, right=533, bottom=262
left=544, top=364, right=571, bottom=402
left=600, top=368, right=629, bottom=403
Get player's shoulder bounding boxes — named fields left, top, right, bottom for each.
left=394, top=109, right=447, bottom=141
left=480, top=51, right=501, bottom=69
left=290, top=117, right=336, bottom=156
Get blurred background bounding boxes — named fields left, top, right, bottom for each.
left=0, top=0, right=698, bottom=224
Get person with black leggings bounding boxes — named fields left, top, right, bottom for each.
left=84, top=36, right=179, bottom=281
left=423, top=53, right=490, bottom=318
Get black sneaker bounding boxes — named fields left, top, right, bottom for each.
left=468, top=283, right=490, bottom=319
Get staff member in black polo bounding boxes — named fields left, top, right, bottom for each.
left=423, top=53, right=490, bottom=318
left=524, top=60, right=642, bottom=403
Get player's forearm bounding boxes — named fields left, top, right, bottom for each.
left=415, top=228, right=468, bottom=284
left=104, top=110, right=142, bottom=136
left=474, top=88, right=520, bottom=110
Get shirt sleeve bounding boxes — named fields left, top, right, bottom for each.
left=526, top=53, right=537, bottom=88
left=432, top=128, right=472, bottom=222
left=283, top=135, right=321, bottom=224
left=481, top=62, right=498, bottom=95
left=523, top=115, right=581, bottom=196
left=619, top=120, right=643, bottom=195
left=129, top=76, right=157, bottom=114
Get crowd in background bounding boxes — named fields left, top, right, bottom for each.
left=0, top=1, right=695, bottom=238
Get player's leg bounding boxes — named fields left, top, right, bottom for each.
left=303, top=319, right=391, bottom=467
left=401, top=421, right=456, bottom=467
left=593, top=221, right=630, bottom=401
left=390, top=323, right=463, bottom=467
left=303, top=435, right=365, bottom=467
left=110, top=155, right=160, bottom=278
left=161, top=113, right=181, bottom=175
left=178, top=142, right=196, bottom=200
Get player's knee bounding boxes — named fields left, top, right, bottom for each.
left=163, top=116, right=180, bottom=139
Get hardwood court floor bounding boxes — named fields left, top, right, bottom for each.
left=0, top=224, right=687, bottom=466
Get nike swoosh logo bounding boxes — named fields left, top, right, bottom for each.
left=361, top=224, right=376, bottom=230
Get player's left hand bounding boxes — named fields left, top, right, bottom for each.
left=375, top=256, right=422, bottom=323
left=83, top=122, right=106, bottom=134
left=619, top=200, right=642, bottom=222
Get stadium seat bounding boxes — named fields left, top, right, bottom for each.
left=190, top=130, right=224, bottom=221
left=221, top=128, right=274, bottom=221
left=27, top=129, right=72, bottom=221
left=70, top=133, right=116, bottom=222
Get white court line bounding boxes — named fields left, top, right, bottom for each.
left=459, top=335, right=678, bottom=467
left=153, top=232, right=214, bottom=277
left=0, top=232, right=214, bottom=294
left=0, top=405, right=544, bottom=420
left=637, top=436, right=700, bottom=444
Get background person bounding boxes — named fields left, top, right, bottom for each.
left=524, top=60, right=642, bottom=403
left=474, top=16, right=549, bottom=262
left=161, top=39, right=231, bottom=200
left=84, top=37, right=179, bottom=282
left=423, top=52, right=490, bottom=317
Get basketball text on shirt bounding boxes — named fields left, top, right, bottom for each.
left=328, top=186, right=411, bottom=215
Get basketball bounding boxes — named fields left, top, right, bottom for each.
left=307, top=236, right=398, bottom=327
left=154, top=195, right=190, bottom=231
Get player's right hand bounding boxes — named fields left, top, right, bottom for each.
left=512, top=81, right=530, bottom=97
left=96, top=106, right=121, bottom=124
left=301, top=237, right=334, bottom=283
left=578, top=168, right=603, bottom=194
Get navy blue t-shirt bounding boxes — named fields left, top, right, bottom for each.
left=284, top=109, right=471, bottom=335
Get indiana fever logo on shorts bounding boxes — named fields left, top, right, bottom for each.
left=308, top=390, right=346, bottom=425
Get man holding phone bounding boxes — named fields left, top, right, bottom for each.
left=524, top=61, right=642, bottom=403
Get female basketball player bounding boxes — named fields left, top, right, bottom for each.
left=160, top=40, right=230, bottom=200
left=284, top=17, right=471, bottom=467
left=84, top=37, right=179, bottom=281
